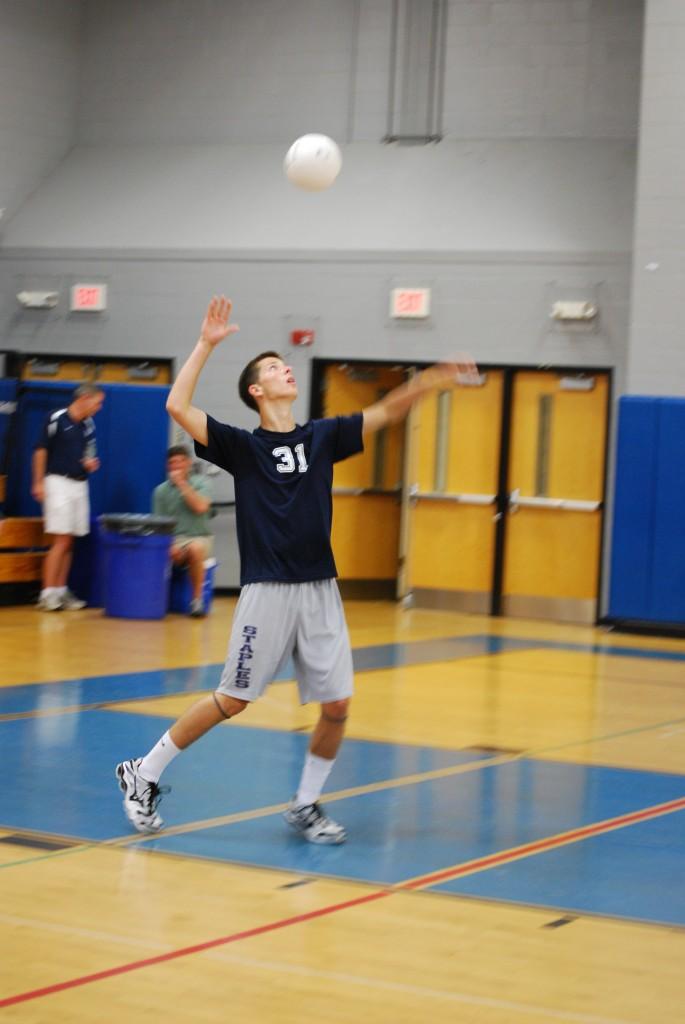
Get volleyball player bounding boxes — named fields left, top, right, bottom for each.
left=117, top=296, right=476, bottom=843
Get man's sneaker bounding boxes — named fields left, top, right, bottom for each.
left=283, top=799, right=347, bottom=845
left=61, top=589, right=86, bottom=610
left=116, top=759, right=168, bottom=834
left=189, top=597, right=205, bottom=618
left=38, top=592, right=63, bottom=612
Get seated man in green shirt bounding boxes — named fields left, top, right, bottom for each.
left=153, top=445, right=213, bottom=617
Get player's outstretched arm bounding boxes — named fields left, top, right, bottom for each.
left=362, top=356, right=479, bottom=436
left=166, top=296, right=240, bottom=445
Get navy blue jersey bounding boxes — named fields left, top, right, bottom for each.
left=195, top=413, right=364, bottom=585
left=36, top=408, right=96, bottom=481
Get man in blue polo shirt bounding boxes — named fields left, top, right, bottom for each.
left=117, top=297, right=477, bottom=842
left=32, top=384, right=105, bottom=611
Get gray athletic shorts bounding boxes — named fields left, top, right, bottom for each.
left=217, top=579, right=354, bottom=705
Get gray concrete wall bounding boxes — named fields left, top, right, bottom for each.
left=0, top=139, right=635, bottom=251
left=444, top=0, right=643, bottom=139
left=73, top=0, right=643, bottom=145
left=78, top=0, right=357, bottom=146
left=627, top=0, right=685, bottom=396
left=0, top=0, right=82, bottom=223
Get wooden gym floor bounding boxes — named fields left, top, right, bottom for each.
left=1, top=597, right=684, bottom=1022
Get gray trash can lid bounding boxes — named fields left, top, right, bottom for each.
left=99, top=514, right=176, bottom=536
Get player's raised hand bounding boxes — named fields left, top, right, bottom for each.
left=363, top=352, right=481, bottom=436
left=419, top=354, right=480, bottom=392
left=200, top=296, right=240, bottom=348
left=453, top=353, right=480, bottom=386
left=454, top=352, right=481, bottom=385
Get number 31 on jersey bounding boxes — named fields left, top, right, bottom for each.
left=272, top=444, right=308, bottom=474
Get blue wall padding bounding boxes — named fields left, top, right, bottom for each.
left=101, top=384, right=170, bottom=514
left=608, top=395, right=685, bottom=625
left=650, top=400, right=685, bottom=622
left=5, top=380, right=170, bottom=517
left=608, top=398, right=659, bottom=620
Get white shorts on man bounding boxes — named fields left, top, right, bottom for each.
left=218, top=579, right=354, bottom=704
left=43, top=474, right=90, bottom=536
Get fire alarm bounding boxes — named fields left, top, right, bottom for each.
left=291, top=329, right=315, bottom=346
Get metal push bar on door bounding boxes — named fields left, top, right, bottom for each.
left=409, top=487, right=496, bottom=506
left=508, top=488, right=601, bottom=513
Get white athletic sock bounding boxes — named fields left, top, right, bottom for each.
left=56, top=586, right=67, bottom=597
left=138, top=731, right=181, bottom=783
left=41, top=587, right=57, bottom=598
left=295, top=753, right=335, bottom=806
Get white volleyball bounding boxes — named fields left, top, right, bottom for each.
left=284, top=134, right=342, bottom=192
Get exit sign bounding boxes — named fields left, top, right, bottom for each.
left=390, top=287, right=431, bottom=319
left=70, top=284, right=107, bottom=312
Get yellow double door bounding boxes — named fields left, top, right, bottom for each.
left=322, top=363, right=609, bottom=624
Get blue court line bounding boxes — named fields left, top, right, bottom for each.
left=353, top=634, right=685, bottom=670
left=509, top=637, right=685, bottom=663
left=0, top=635, right=532, bottom=715
left=0, top=665, right=221, bottom=717
left=2, top=632, right=685, bottom=716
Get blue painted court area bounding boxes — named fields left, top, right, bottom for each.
left=0, top=709, right=486, bottom=841
left=3, top=632, right=685, bottom=716
left=0, top=666, right=221, bottom=717
left=137, top=755, right=685, bottom=929
left=433, top=808, right=685, bottom=928
left=2, top=633, right=685, bottom=928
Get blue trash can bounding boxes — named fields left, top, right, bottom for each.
left=100, top=514, right=175, bottom=620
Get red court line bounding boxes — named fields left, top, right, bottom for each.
left=400, top=794, right=685, bottom=891
left=2, top=794, right=684, bottom=1009
left=0, top=889, right=391, bottom=1008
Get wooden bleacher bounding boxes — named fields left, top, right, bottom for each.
left=0, top=517, right=49, bottom=583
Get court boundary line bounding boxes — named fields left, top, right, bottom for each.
left=2, top=793, right=684, bottom=1009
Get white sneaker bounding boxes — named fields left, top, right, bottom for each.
left=61, top=589, right=86, bottom=610
left=116, top=759, right=169, bottom=834
left=38, top=592, right=63, bottom=612
left=189, top=597, right=205, bottom=617
left=283, top=799, right=347, bottom=845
